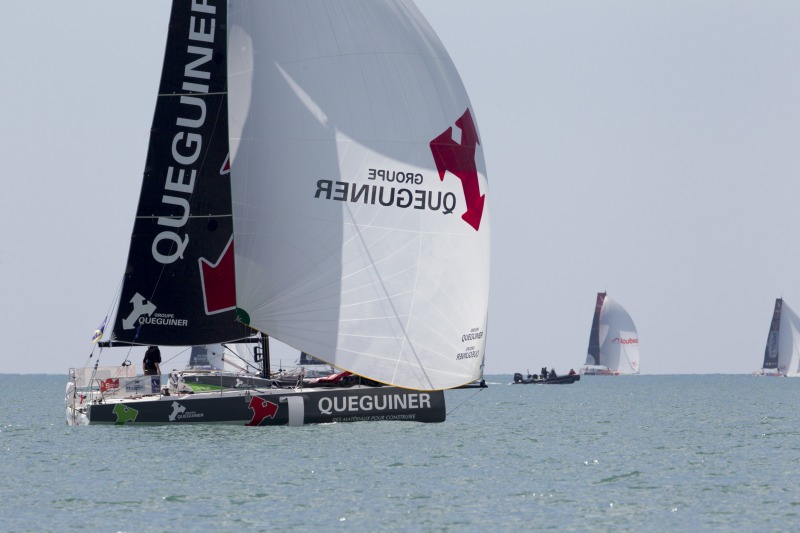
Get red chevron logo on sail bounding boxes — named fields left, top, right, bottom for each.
left=430, top=109, right=485, bottom=231
left=199, top=236, right=236, bottom=315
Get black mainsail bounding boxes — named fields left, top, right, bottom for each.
left=762, top=298, right=782, bottom=370
left=111, top=1, right=251, bottom=346
left=585, top=292, right=606, bottom=366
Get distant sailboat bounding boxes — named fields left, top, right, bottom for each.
left=757, top=298, right=800, bottom=377
left=580, top=292, right=640, bottom=375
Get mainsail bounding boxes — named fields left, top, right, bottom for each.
left=227, top=1, right=490, bottom=390
left=586, top=292, right=606, bottom=367
left=762, top=298, right=800, bottom=376
left=584, top=292, right=640, bottom=374
left=762, top=299, right=782, bottom=370
left=110, top=1, right=252, bottom=346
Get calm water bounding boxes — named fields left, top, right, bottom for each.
left=1, top=374, right=798, bottom=532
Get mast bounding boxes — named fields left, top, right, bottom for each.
left=260, top=334, right=271, bottom=379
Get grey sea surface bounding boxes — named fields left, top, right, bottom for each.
left=1, top=374, right=799, bottom=532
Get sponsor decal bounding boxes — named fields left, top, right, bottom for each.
left=318, top=392, right=431, bottom=415
left=100, top=378, right=119, bottom=393
left=220, top=153, right=230, bottom=175
left=151, top=1, right=220, bottom=265
left=122, top=293, right=157, bottom=330
left=199, top=235, right=236, bottom=315
left=430, top=108, right=485, bottom=231
left=113, top=404, right=139, bottom=425
left=612, top=338, right=639, bottom=345
left=150, top=376, right=161, bottom=394
left=457, top=326, right=484, bottom=360
left=168, top=401, right=204, bottom=422
left=125, top=379, right=147, bottom=394
left=456, top=348, right=480, bottom=361
left=246, top=397, right=279, bottom=426
left=312, top=109, right=486, bottom=231
left=121, top=293, right=189, bottom=330
left=314, top=176, right=458, bottom=215
left=332, top=414, right=416, bottom=423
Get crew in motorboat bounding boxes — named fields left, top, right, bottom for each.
left=549, top=368, right=557, bottom=379
left=568, top=368, right=576, bottom=376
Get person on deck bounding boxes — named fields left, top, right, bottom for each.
left=568, top=368, right=576, bottom=376
left=143, top=346, right=162, bottom=376
left=549, top=368, right=557, bottom=379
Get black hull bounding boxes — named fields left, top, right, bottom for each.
left=512, top=374, right=580, bottom=385
left=80, top=386, right=446, bottom=425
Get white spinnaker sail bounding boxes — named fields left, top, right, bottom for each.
left=599, top=297, right=640, bottom=374
left=778, top=301, right=800, bottom=377
left=227, top=1, right=490, bottom=390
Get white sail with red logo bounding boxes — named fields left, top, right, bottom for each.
left=225, top=1, right=490, bottom=391
left=582, top=293, right=640, bottom=375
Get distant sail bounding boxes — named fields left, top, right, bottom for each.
left=585, top=293, right=606, bottom=367
left=762, top=299, right=782, bottom=370
left=762, top=298, right=800, bottom=376
left=583, top=293, right=640, bottom=375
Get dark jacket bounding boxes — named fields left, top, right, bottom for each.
left=143, top=346, right=161, bottom=374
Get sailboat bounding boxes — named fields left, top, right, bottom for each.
left=66, top=0, right=490, bottom=425
left=756, top=298, right=800, bottom=377
left=580, top=292, right=640, bottom=375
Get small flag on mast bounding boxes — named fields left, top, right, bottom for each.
left=92, top=317, right=107, bottom=343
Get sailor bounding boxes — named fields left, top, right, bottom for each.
left=549, top=368, right=557, bottom=378
left=143, top=345, right=162, bottom=376
left=568, top=368, right=576, bottom=376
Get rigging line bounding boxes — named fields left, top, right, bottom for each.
left=222, top=344, right=257, bottom=373
left=622, top=344, right=637, bottom=374
left=90, top=275, right=126, bottom=362
left=342, top=202, right=435, bottom=389
left=446, top=387, right=484, bottom=417
left=161, top=346, right=191, bottom=367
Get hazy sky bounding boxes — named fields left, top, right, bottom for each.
left=3, top=1, right=800, bottom=375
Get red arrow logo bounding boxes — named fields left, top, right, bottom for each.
left=246, top=396, right=279, bottom=426
left=430, top=108, right=485, bottom=231
left=199, top=236, right=236, bottom=315
left=220, top=153, right=230, bottom=175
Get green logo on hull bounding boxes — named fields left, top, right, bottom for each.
left=113, top=404, right=139, bottom=425
left=236, top=307, right=251, bottom=325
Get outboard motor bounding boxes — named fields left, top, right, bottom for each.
left=513, top=372, right=523, bottom=383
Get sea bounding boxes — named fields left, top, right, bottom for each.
left=1, top=374, right=798, bottom=532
